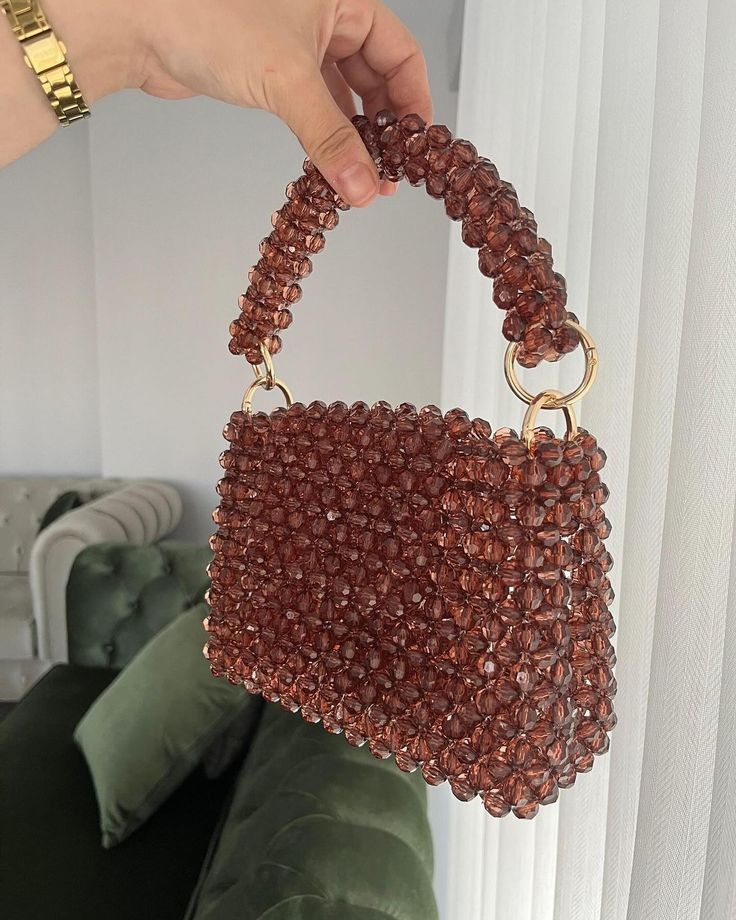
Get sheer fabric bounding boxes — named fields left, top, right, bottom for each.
left=440, top=2, right=736, bottom=918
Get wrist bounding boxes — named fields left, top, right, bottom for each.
left=40, top=0, right=149, bottom=103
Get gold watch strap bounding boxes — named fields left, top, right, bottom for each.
left=1, top=0, right=89, bottom=126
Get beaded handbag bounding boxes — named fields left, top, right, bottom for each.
left=204, top=112, right=617, bottom=819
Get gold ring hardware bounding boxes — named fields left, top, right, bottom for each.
left=504, top=319, right=598, bottom=409
left=521, top=389, right=578, bottom=448
left=241, top=376, right=293, bottom=414
left=251, top=342, right=276, bottom=389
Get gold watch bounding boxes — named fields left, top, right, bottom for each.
left=1, top=0, right=89, bottom=126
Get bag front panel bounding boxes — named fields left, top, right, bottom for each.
left=205, top=399, right=616, bottom=819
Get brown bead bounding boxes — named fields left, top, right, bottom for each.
left=479, top=246, right=506, bottom=280
left=426, top=123, right=452, bottom=148
left=445, top=192, right=467, bottom=221
left=227, top=112, right=577, bottom=367
left=206, top=405, right=616, bottom=819
left=462, top=220, right=488, bottom=249
left=503, top=312, right=526, bottom=342
left=405, top=157, right=429, bottom=186
left=451, top=139, right=478, bottom=165
left=426, top=174, right=448, bottom=199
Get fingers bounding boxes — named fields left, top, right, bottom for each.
left=271, top=66, right=379, bottom=207
left=321, top=61, right=394, bottom=197
left=264, top=0, right=432, bottom=207
left=336, top=52, right=389, bottom=120
left=321, top=62, right=357, bottom=119
left=328, top=0, right=433, bottom=123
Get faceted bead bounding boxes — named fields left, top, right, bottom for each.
left=426, top=174, right=447, bottom=199
left=513, top=801, right=540, bottom=820
left=450, top=776, right=478, bottom=801
left=483, top=792, right=511, bottom=818
left=477, top=247, right=504, bottom=281
left=422, top=762, right=447, bottom=785
left=406, top=157, right=429, bottom=185
left=444, top=408, right=473, bottom=439
left=462, top=219, right=487, bottom=248
left=426, top=124, right=452, bottom=148
left=502, top=312, right=526, bottom=342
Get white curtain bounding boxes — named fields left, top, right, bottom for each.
left=439, top=1, right=736, bottom=918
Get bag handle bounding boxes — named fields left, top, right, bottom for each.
left=229, top=111, right=582, bottom=373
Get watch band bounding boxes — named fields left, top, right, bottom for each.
left=1, top=0, right=89, bottom=126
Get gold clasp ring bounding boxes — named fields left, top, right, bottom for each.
left=242, top=340, right=293, bottom=412
left=521, top=389, right=578, bottom=448
left=504, top=319, right=598, bottom=409
left=241, top=376, right=293, bottom=413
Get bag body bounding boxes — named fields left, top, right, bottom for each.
left=204, top=112, right=617, bottom=819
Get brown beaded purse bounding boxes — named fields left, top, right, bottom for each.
left=204, top=112, right=617, bottom=819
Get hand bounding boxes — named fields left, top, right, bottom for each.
left=137, top=0, right=432, bottom=205
left=21, top=0, right=432, bottom=204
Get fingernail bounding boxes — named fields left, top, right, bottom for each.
left=380, top=180, right=399, bottom=197
left=337, top=163, right=378, bottom=206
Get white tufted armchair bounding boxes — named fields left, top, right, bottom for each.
left=0, top=478, right=183, bottom=700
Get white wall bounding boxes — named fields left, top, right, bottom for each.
left=0, top=126, right=100, bottom=474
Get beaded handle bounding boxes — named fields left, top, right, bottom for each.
left=229, top=111, right=581, bottom=370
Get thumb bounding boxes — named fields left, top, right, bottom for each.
left=273, top=70, right=380, bottom=207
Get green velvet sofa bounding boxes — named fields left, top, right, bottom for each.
left=0, top=542, right=438, bottom=920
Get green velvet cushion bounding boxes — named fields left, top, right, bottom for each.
left=202, top=700, right=263, bottom=780
left=38, top=490, right=83, bottom=532
left=187, top=705, right=438, bottom=920
left=74, top=603, right=257, bottom=848
left=66, top=541, right=213, bottom=669
left=0, top=665, right=237, bottom=920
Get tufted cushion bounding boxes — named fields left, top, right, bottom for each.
left=0, top=574, right=34, bottom=658
left=30, top=481, right=184, bottom=664
left=66, top=542, right=212, bottom=668
left=0, top=478, right=123, bottom=574
left=187, top=704, right=438, bottom=920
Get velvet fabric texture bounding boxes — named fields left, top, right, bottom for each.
left=0, top=665, right=236, bottom=920
left=66, top=541, right=212, bottom=669
left=74, top=604, right=257, bottom=848
left=187, top=704, right=437, bottom=920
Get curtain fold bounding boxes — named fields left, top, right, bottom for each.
left=440, top=2, right=736, bottom=918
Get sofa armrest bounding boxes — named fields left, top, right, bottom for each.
left=29, top=481, right=183, bottom=662
left=187, top=705, right=438, bottom=920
